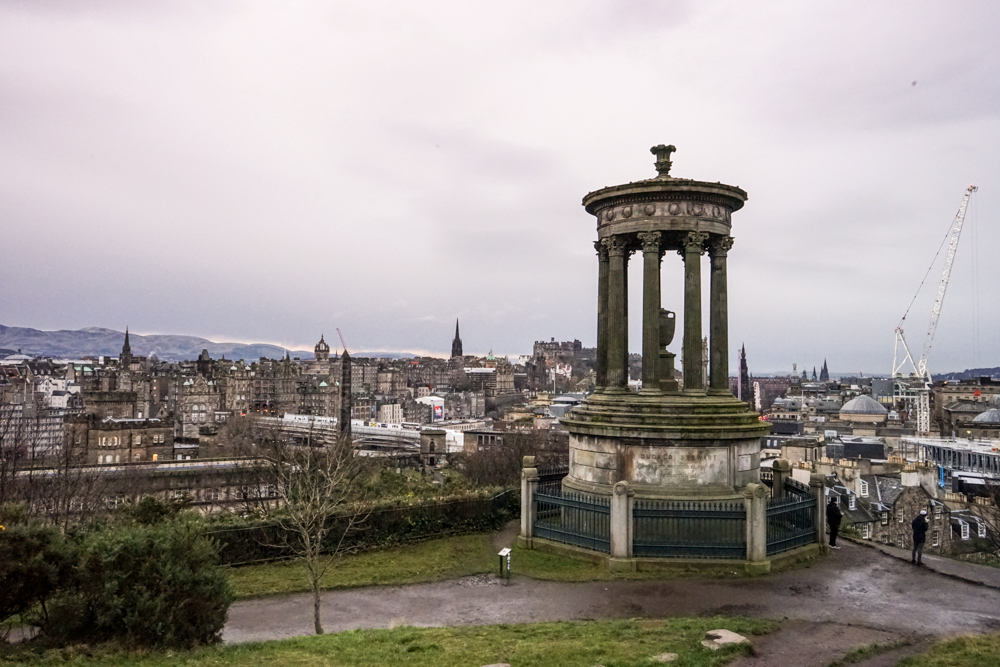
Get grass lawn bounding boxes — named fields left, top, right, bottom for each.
left=230, top=533, right=752, bottom=598
left=229, top=533, right=499, bottom=598
left=231, top=530, right=763, bottom=598
left=899, top=633, right=1000, bottom=667
left=2, top=617, right=776, bottom=667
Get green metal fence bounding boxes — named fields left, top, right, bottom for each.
left=766, top=481, right=816, bottom=556
left=633, top=499, right=747, bottom=559
left=534, top=483, right=610, bottom=553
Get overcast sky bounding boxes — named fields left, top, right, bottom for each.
left=2, top=1, right=998, bottom=375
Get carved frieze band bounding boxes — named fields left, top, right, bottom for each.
left=637, top=231, right=662, bottom=254
left=601, top=201, right=731, bottom=223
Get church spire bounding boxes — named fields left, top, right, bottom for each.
left=120, top=327, right=132, bottom=368
left=820, top=359, right=830, bottom=382
left=451, top=318, right=463, bottom=358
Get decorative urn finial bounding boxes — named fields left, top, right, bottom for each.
left=650, top=144, right=676, bottom=177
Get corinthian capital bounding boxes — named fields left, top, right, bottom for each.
left=594, top=240, right=608, bottom=260
left=709, top=235, right=734, bottom=257
left=679, top=231, right=708, bottom=256
left=602, top=235, right=627, bottom=258
left=637, top=231, right=662, bottom=254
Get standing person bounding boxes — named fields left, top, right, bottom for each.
left=912, top=509, right=929, bottom=565
left=827, top=497, right=843, bottom=549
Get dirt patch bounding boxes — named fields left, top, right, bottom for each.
left=729, top=621, right=901, bottom=667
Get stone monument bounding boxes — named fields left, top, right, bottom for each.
left=561, top=145, right=771, bottom=500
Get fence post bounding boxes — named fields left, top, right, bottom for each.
left=810, top=473, right=828, bottom=553
left=520, top=456, right=539, bottom=545
left=609, top=481, right=632, bottom=570
left=772, top=459, right=791, bottom=499
left=744, top=483, right=768, bottom=572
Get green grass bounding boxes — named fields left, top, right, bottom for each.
left=229, top=533, right=499, bottom=598
left=230, top=535, right=752, bottom=598
left=899, top=633, right=1000, bottom=667
left=1, top=617, right=776, bottom=667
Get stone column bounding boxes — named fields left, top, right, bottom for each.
left=638, top=232, right=662, bottom=393
left=595, top=241, right=609, bottom=390
left=709, top=236, right=734, bottom=394
left=772, top=459, right=791, bottom=499
left=605, top=236, right=628, bottom=390
left=810, top=473, right=828, bottom=552
left=744, top=482, right=768, bottom=570
left=610, top=481, right=632, bottom=566
left=680, top=232, right=708, bottom=393
left=519, top=456, right=539, bottom=542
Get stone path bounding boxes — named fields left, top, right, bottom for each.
left=223, top=538, right=1000, bottom=667
left=846, top=535, right=1000, bottom=589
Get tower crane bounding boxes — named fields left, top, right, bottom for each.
left=893, top=184, right=978, bottom=435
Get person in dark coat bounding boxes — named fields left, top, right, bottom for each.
left=912, top=509, right=929, bottom=565
left=826, top=498, right=843, bottom=549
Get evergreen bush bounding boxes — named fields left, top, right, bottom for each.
left=43, top=518, right=234, bottom=648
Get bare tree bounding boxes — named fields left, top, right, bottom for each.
left=259, top=426, right=369, bottom=635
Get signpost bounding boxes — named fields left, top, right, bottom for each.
left=498, top=548, right=511, bottom=583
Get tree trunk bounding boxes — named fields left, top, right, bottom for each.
left=312, top=577, right=324, bottom=635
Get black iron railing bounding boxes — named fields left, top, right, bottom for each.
left=632, top=499, right=747, bottom=559
left=766, top=491, right=816, bottom=556
left=534, top=483, right=610, bottom=553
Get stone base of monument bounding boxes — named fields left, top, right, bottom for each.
left=561, top=391, right=771, bottom=501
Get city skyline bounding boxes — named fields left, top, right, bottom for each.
left=2, top=2, right=998, bottom=374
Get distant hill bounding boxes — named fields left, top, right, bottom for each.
left=0, top=324, right=313, bottom=362
left=935, top=367, right=1000, bottom=381
left=0, top=325, right=420, bottom=363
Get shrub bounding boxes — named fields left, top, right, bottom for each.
left=0, top=521, right=77, bottom=627
left=43, top=518, right=234, bottom=648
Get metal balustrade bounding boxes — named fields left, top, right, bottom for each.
left=534, top=483, right=610, bottom=553
left=633, top=499, right=747, bottom=559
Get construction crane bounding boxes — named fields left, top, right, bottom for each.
left=893, top=184, right=978, bottom=435
left=336, top=328, right=348, bottom=354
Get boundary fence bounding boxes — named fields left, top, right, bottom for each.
left=633, top=499, right=746, bottom=559
left=534, top=482, right=610, bottom=553
left=766, top=480, right=817, bottom=556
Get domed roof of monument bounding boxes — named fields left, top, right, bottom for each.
left=840, top=395, right=887, bottom=415
left=973, top=408, right=1000, bottom=423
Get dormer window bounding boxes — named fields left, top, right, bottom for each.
left=849, top=496, right=856, bottom=510
left=978, top=523, right=987, bottom=538
left=860, top=480, right=869, bottom=497
left=961, top=522, right=970, bottom=540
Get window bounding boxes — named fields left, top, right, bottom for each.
left=934, top=504, right=942, bottom=517
left=849, top=496, right=856, bottom=510
left=133, top=435, right=141, bottom=445
left=860, top=480, right=869, bottom=497
left=862, top=523, right=871, bottom=539
left=152, top=454, right=158, bottom=462
left=932, top=530, right=940, bottom=547
left=978, top=523, right=987, bottom=538
left=897, top=507, right=904, bottom=523
left=881, top=511, right=889, bottom=526
left=961, top=522, right=970, bottom=540
left=896, top=536, right=904, bottom=549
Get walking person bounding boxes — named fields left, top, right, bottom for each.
left=827, top=497, right=843, bottom=549
left=912, top=509, right=929, bottom=565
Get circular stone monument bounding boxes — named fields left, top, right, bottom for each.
left=561, top=145, right=770, bottom=500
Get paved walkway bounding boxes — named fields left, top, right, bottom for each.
left=845, top=536, right=1000, bottom=589
left=223, top=539, right=1000, bottom=648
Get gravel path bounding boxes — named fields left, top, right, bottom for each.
left=223, top=539, right=1000, bottom=650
